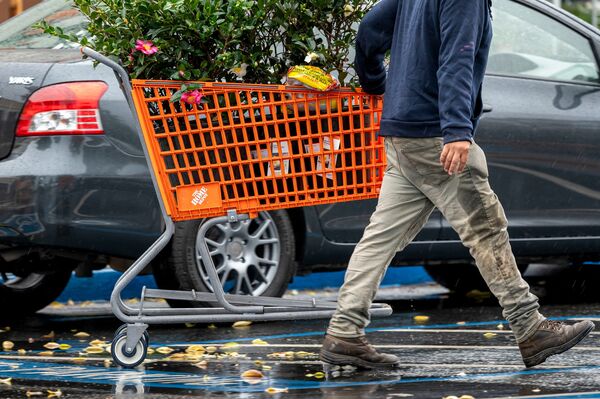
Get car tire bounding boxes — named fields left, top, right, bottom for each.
left=424, top=263, right=528, bottom=294
left=0, top=269, right=72, bottom=315
left=153, top=210, right=296, bottom=308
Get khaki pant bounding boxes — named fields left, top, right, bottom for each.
left=327, top=137, right=544, bottom=343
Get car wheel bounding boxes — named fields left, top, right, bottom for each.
left=154, top=210, right=296, bottom=307
left=0, top=269, right=72, bottom=315
left=424, top=263, right=529, bottom=294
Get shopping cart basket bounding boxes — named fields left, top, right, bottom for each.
left=82, top=48, right=391, bottom=368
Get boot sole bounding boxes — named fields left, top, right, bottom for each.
left=320, top=349, right=400, bottom=370
left=523, top=320, right=595, bottom=368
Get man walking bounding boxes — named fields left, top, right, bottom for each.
left=320, top=0, right=594, bottom=369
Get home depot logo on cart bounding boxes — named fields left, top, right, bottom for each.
left=176, top=184, right=222, bottom=212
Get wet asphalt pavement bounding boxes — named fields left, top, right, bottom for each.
left=0, top=283, right=599, bottom=399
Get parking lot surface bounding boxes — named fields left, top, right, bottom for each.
left=0, top=284, right=599, bottom=399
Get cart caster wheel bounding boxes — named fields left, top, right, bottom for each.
left=111, top=332, right=148, bottom=368
left=115, top=324, right=149, bottom=344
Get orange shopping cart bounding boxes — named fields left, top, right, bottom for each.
left=82, top=48, right=392, bottom=368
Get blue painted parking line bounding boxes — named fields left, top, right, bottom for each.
left=0, top=359, right=599, bottom=393
left=57, top=266, right=432, bottom=302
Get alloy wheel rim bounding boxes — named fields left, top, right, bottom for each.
left=195, top=212, right=280, bottom=296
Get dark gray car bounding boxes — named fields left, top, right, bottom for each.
left=1, top=0, right=599, bottom=314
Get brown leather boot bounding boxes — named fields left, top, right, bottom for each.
left=519, top=319, right=594, bottom=368
left=320, top=334, right=400, bottom=369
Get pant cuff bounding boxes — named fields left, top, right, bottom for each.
left=514, top=313, right=545, bottom=343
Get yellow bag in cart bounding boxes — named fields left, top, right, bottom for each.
left=287, top=65, right=340, bottom=91
left=286, top=66, right=340, bottom=113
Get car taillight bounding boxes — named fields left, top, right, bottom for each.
left=16, top=81, right=108, bottom=137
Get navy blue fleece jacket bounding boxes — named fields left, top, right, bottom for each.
left=355, top=0, right=492, bottom=144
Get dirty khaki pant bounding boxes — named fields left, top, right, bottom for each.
left=327, top=137, right=544, bottom=343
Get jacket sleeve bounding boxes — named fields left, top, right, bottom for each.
left=355, top=0, right=399, bottom=95
left=437, top=0, right=487, bottom=144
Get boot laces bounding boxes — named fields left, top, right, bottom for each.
left=542, top=319, right=564, bottom=331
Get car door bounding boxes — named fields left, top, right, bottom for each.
left=440, top=0, right=600, bottom=256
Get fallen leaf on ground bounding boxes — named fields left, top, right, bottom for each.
left=90, top=340, right=106, bottom=346
left=206, top=346, right=217, bottom=353
left=43, top=343, right=60, bottom=350
left=42, top=331, right=55, bottom=339
left=166, top=353, right=186, bottom=361
left=193, top=360, right=207, bottom=369
left=49, top=302, right=64, bottom=308
left=186, top=345, right=206, bottom=353
left=413, top=315, right=430, bottom=323
left=74, top=332, right=90, bottom=338
left=83, top=346, right=104, bottom=354
left=241, top=369, right=264, bottom=378
left=442, top=396, right=459, bottom=399
left=18, top=349, right=26, bottom=355
left=0, top=377, right=11, bottom=385
left=221, top=342, right=239, bottom=350
left=532, top=389, right=541, bottom=392
left=208, top=324, right=217, bottom=329
left=497, top=324, right=505, bottom=330
left=146, top=347, right=155, bottom=355
left=72, top=357, right=87, bottom=363
left=38, top=351, right=54, bottom=356
left=262, top=365, right=272, bottom=371
left=185, top=323, right=196, bottom=328
left=483, top=333, right=497, bottom=338
left=59, top=344, right=72, bottom=350
left=2, top=341, right=14, bottom=350
left=265, top=387, right=289, bottom=394
left=47, top=389, right=62, bottom=397
left=26, top=391, right=43, bottom=397
left=233, top=321, right=252, bottom=328
left=103, top=359, right=111, bottom=367
left=156, top=347, right=174, bottom=354
left=459, top=396, right=475, bottom=399
left=456, top=321, right=466, bottom=325
left=252, top=339, right=268, bottom=345
left=67, top=299, right=75, bottom=306
left=313, top=372, right=325, bottom=379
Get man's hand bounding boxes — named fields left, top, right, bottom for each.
left=440, top=141, right=471, bottom=175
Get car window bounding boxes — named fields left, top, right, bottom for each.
left=488, top=0, right=600, bottom=84
left=0, top=0, right=86, bottom=49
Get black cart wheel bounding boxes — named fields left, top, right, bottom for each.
left=111, top=331, right=148, bottom=368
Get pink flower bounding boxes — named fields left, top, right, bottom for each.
left=181, top=90, right=203, bottom=105
left=135, top=39, right=158, bottom=55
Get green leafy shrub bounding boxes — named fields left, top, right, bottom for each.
left=39, top=0, right=376, bottom=85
